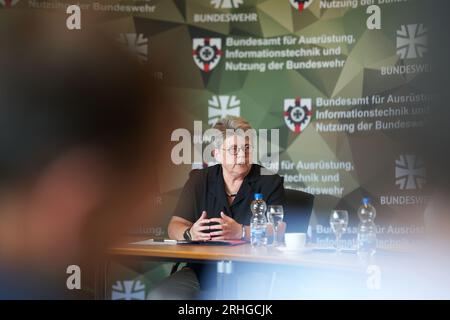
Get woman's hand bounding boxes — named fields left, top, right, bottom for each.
left=209, top=212, right=243, bottom=240
left=190, top=211, right=212, bottom=241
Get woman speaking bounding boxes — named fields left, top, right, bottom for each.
left=149, top=116, right=284, bottom=299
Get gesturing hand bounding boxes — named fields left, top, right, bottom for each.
left=190, top=211, right=211, bottom=241
left=209, top=212, right=243, bottom=240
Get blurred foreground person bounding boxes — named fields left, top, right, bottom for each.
left=0, top=13, right=170, bottom=299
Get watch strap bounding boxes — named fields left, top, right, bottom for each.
left=183, top=227, right=192, bottom=240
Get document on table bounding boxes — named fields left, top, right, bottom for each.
left=129, top=239, right=248, bottom=246
left=130, top=238, right=178, bottom=245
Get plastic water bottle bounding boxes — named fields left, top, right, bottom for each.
left=250, top=193, right=268, bottom=247
left=357, top=197, right=377, bottom=258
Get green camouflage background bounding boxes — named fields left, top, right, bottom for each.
left=1, top=0, right=431, bottom=299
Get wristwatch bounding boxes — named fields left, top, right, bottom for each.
left=183, top=227, right=192, bottom=240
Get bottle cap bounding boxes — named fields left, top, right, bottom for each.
left=362, top=197, right=371, bottom=205
left=254, top=193, right=263, bottom=200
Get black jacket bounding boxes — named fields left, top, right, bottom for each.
left=173, top=164, right=284, bottom=226
left=171, top=164, right=284, bottom=293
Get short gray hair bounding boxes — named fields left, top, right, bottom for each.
left=212, top=116, right=253, bottom=148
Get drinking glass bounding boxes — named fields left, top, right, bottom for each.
left=329, top=210, right=349, bottom=253
left=267, top=205, right=284, bottom=246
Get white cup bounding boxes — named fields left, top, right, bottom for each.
left=285, top=233, right=306, bottom=249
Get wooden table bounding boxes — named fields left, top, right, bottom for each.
left=108, top=242, right=382, bottom=271
left=99, top=238, right=411, bottom=299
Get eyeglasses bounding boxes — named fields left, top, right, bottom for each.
left=222, top=144, right=253, bottom=156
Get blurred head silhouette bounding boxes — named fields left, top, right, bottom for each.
left=0, top=12, right=173, bottom=298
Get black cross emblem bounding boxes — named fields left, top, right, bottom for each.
left=202, top=47, right=213, bottom=58
left=293, top=108, right=303, bottom=121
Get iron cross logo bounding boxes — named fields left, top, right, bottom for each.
left=0, top=0, right=20, bottom=7
left=208, top=95, right=241, bottom=126
left=396, top=24, right=428, bottom=59
left=193, top=38, right=222, bottom=72
left=211, top=0, right=244, bottom=9
left=289, top=0, right=313, bottom=12
left=111, top=280, right=146, bottom=300
left=283, top=97, right=312, bottom=133
left=395, top=154, right=426, bottom=190
left=117, top=33, right=148, bottom=62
